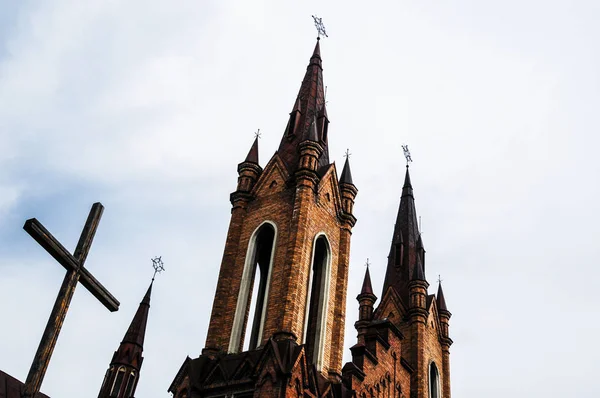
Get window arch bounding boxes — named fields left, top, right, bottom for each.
left=429, top=362, right=440, bottom=398
left=303, top=234, right=332, bottom=367
left=110, top=366, right=126, bottom=397
left=229, top=221, right=277, bottom=353
left=124, top=371, right=136, bottom=397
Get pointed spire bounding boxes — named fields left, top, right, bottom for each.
left=244, top=137, right=259, bottom=164
left=411, top=259, right=425, bottom=281
left=311, top=38, right=322, bottom=65
left=381, top=164, right=423, bottom=303
left=122, top=282, right=152, bottom=347
left=360, top=266, right=374, bottom=295
left=277, top=39, right=328, bottom=171
left=437, top=282, right=448, bottom=312
left=402, top=165, right=413, bottom=198
left=340, top=157, right=354, bottom=185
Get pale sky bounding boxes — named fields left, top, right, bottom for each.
left=1, top=1, right=599, bottom=397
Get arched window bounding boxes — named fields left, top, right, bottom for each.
left=303, top=234, right=331, bottom=367
left=110, top=366, right=126, bottom=397
left=124, top=371, right=136, bottom=397
left=429, top=362, right=440, bottom=398
left=229, top=222, right=277, bottom=353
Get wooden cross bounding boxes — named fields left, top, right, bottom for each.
left=22, top=202, right=119, bottom=398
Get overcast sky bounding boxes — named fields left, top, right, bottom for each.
left=1, top=1, right=599, bottom=397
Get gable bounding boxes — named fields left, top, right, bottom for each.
left=251, top=153, right=290, bottom=197
left=316, top=163, right=343, bottom=216
left=374, top=286, right=407, bottom=327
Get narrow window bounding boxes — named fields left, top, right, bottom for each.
left=229, top=222, right=277, bottom=353
left=124, top=371, right=136, bottom=397
left=429, top=362, right=440, bottom=398
left=304, top=235, right=331, bottom=366
left=110, top=367, right=126, bottom=397
left=394, top=243, right=403, bottom=266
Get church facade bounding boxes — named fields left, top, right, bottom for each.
left=167, top=38, right=453, bottom=398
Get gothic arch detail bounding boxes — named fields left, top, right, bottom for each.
left=229, top=221, right=277, bottom=353
left=303, top=233, right=332, bottom=368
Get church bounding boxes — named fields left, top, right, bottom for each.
left=1, top=37, right=452, bottom=398
left=166, top=37, right=453, bottom=397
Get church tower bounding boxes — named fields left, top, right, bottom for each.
left=98, top=283, right=153, bottom=398
left=169, top=38, right=358, bottom=397
left=342, top=166, right=453, bottom=398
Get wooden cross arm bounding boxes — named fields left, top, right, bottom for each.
left=23, top=218, right=120, bottom=312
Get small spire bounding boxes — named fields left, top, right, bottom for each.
left=305, top=116, right=320, bottom=142
left=318, top=103, right=328, bottom=120
left=340, top=156, right=354, bottom=185
left=437, top=281, right=448, bottom=312
left=360, top=265, right=374, bottom=295
left=411, top=259, right=425, bottom=281
left=244, top=137, right=259, bottom=164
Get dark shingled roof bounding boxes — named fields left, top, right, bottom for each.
left=360, top=266, right=374, bottom=295
left=244, top=137, right=259, bottom=164
left=339, top=157, right=354, bottom=185
left=437, top=282, right=449, bottom=312
left=0, top=370, right=50, bottom=398
left=276, top=39, right=330, bottom=171
left=122, top=282, right=152, bottom=347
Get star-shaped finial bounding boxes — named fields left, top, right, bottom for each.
left=151, top=256, right=165, bottom=281
left=254, top=129, right=261, bottom=139
left=344, top=148, right=352, bottom=160
left=365, top=258, right=370, bottom=269
left=402, top=144, right=413, bottom=164
left=437, top=274, right=443, bottom=284
left=312, top=15, right=328, bottom=39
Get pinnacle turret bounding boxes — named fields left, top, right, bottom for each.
left=244, top=137, right=259, bottom=164
left=437, top=282, right=449, bottom=313
left=360, top=266, right=374, bottom=296
left=339, top=157, right=354, bottom=186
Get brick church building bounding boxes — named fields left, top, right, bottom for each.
left=0, top=37, right=452, bottom=398
left=167, top=38, right=453, bottom=398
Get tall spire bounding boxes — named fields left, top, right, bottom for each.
left=98, top=283, right=153, bottom=398
left=277, top=39, right=329, bottom=172
left=122, top=282, right=152, bottom=347
left=381, top=165, right=425, bottom=303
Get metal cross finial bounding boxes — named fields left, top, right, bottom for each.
left=254, top=129, right=261, bottom=139
left=437, top=274, right=443, bottom=284
left=312, top=15, right=328, bottom=38
left=151, top=256, right=165, bottom=282
left=344, top=148, right=352, bottom=159
left=402, top=144, right=413, bottom=164
left=365, top=258, right=370, bottom=269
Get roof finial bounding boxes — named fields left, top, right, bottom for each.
left=312, top=15, right=328, bottom=39
left=344, top=148, right=352, bottom=160
left=254, top=128, right=261, bottom=140
left=402, top=144, right=413, bottom=166
left=437, top=274, right=443, bottom=284
left=151, top=256, right=165, bottom=282
left=365, top=258, right=370, bottom=269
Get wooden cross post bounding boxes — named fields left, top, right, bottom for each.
left=22, top=202, right=120, bottom=398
